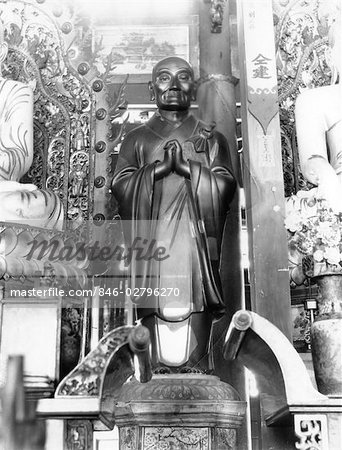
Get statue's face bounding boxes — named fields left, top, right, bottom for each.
left=150, top=57, right=195, bottom=111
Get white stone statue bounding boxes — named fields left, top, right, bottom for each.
left=286, top=6, right=341, bottom=284
left=294, top=8, right=341, bottom=213
left=0, top=22, right=63, bottom=230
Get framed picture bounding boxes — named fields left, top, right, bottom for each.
left=94, top=21, right=199, bottom=82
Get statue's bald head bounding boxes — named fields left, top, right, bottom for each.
left=152, top=56, right=194, bottom=81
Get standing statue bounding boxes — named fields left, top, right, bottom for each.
left=112, top=57, right=236, bottom=372
left=0, top=22, right=63, bottom=229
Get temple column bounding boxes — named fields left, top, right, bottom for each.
left=197, top=0, right=245, bottom=383
left=196, top=4, right=248, bottom=449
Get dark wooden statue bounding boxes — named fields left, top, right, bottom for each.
left=112, top=57, right=236, bottom=373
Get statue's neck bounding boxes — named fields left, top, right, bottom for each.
left=157, top=109, right=190, bottom=124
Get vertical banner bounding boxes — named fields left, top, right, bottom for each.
left=238, top=0, right=291, bottom=339
left=243, top=0, right=279, bottom=138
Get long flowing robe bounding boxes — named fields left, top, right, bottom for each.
left=112, top=113, right=236, bottom=324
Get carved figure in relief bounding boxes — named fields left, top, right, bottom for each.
left=0, top=21, right=63, bottom=229
left=112, top=57, right=236, bottom=372
left=70, top=163, right=87, bottom=197
left=73, top=119, right=86, bottom=152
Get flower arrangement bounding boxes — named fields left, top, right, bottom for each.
left=285, top=196, right=342, bottom=278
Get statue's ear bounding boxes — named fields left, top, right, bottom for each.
left=0, top=41, right=8, bottom=65
left=148, top=81, right=155, bottom=102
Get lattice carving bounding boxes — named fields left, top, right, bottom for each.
left=294, top=414, right=329, bottom=450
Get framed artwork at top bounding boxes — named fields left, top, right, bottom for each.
left=94, top=20, right=199, bottom=83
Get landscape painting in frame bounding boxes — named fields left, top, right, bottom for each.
left=94, top=24, right=197, bottom=82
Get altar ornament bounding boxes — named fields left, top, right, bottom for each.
left=209, top=0, right=227, bottom=33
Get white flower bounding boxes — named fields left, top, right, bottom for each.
left=285, top=212, right=302, bottom=232
left=301, top=70, right=313, bottom=86
left=313, top=249, right=324, bottom=262
left=324, top=247, right=341, bottom=265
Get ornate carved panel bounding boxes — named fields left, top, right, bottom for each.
left=273, top=0, right=334, bottom=196
left=66, top=420, right=93, bottom=450
left=294, top=414, right=329, bottom=450
left=143, top=427, right=209, bottom=450
left=215, top=428, right=236, bottom=449
left=55, top=325, right=133, bottom=396
left=120, top=426, right=138, bottom=450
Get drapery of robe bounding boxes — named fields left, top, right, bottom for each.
left=112, top=113, right=236, bottom=322
left=0, top=78, right=64, bottom=230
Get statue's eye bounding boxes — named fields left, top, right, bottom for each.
left=158, top=73, right=171, bottom=82
left=178, top=72, right=191, bottom=82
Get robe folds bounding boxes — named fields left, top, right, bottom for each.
left=112, top=113, right=236, bottom=323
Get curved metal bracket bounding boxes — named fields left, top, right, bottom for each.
left=223, top=310, right=325, bottom=419
left=54, top=325, right=151, bottom=428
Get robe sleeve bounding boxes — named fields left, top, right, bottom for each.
left=111, top=130, right=159, bottom=298
left=189, top=131, right=237, bottom=259
left=111, top=130, right=156, bottom=221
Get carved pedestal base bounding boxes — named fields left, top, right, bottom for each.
left=115, top=374, right=246, bottom=450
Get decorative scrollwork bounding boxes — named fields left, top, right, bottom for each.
left=215, top=428, right=236, bottom=449
left=55, top=325, right=134, bottom=396
left=143, top=427, right=209, bottom=449
left=117, top=374, right=240, bottom=402
left=20, top=121, right=47, bottom=189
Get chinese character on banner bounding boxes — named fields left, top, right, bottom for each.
left=252, top=53, right=271, bottom=79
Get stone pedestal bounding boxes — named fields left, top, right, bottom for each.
left=115, top=374, right=246, bottom=450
